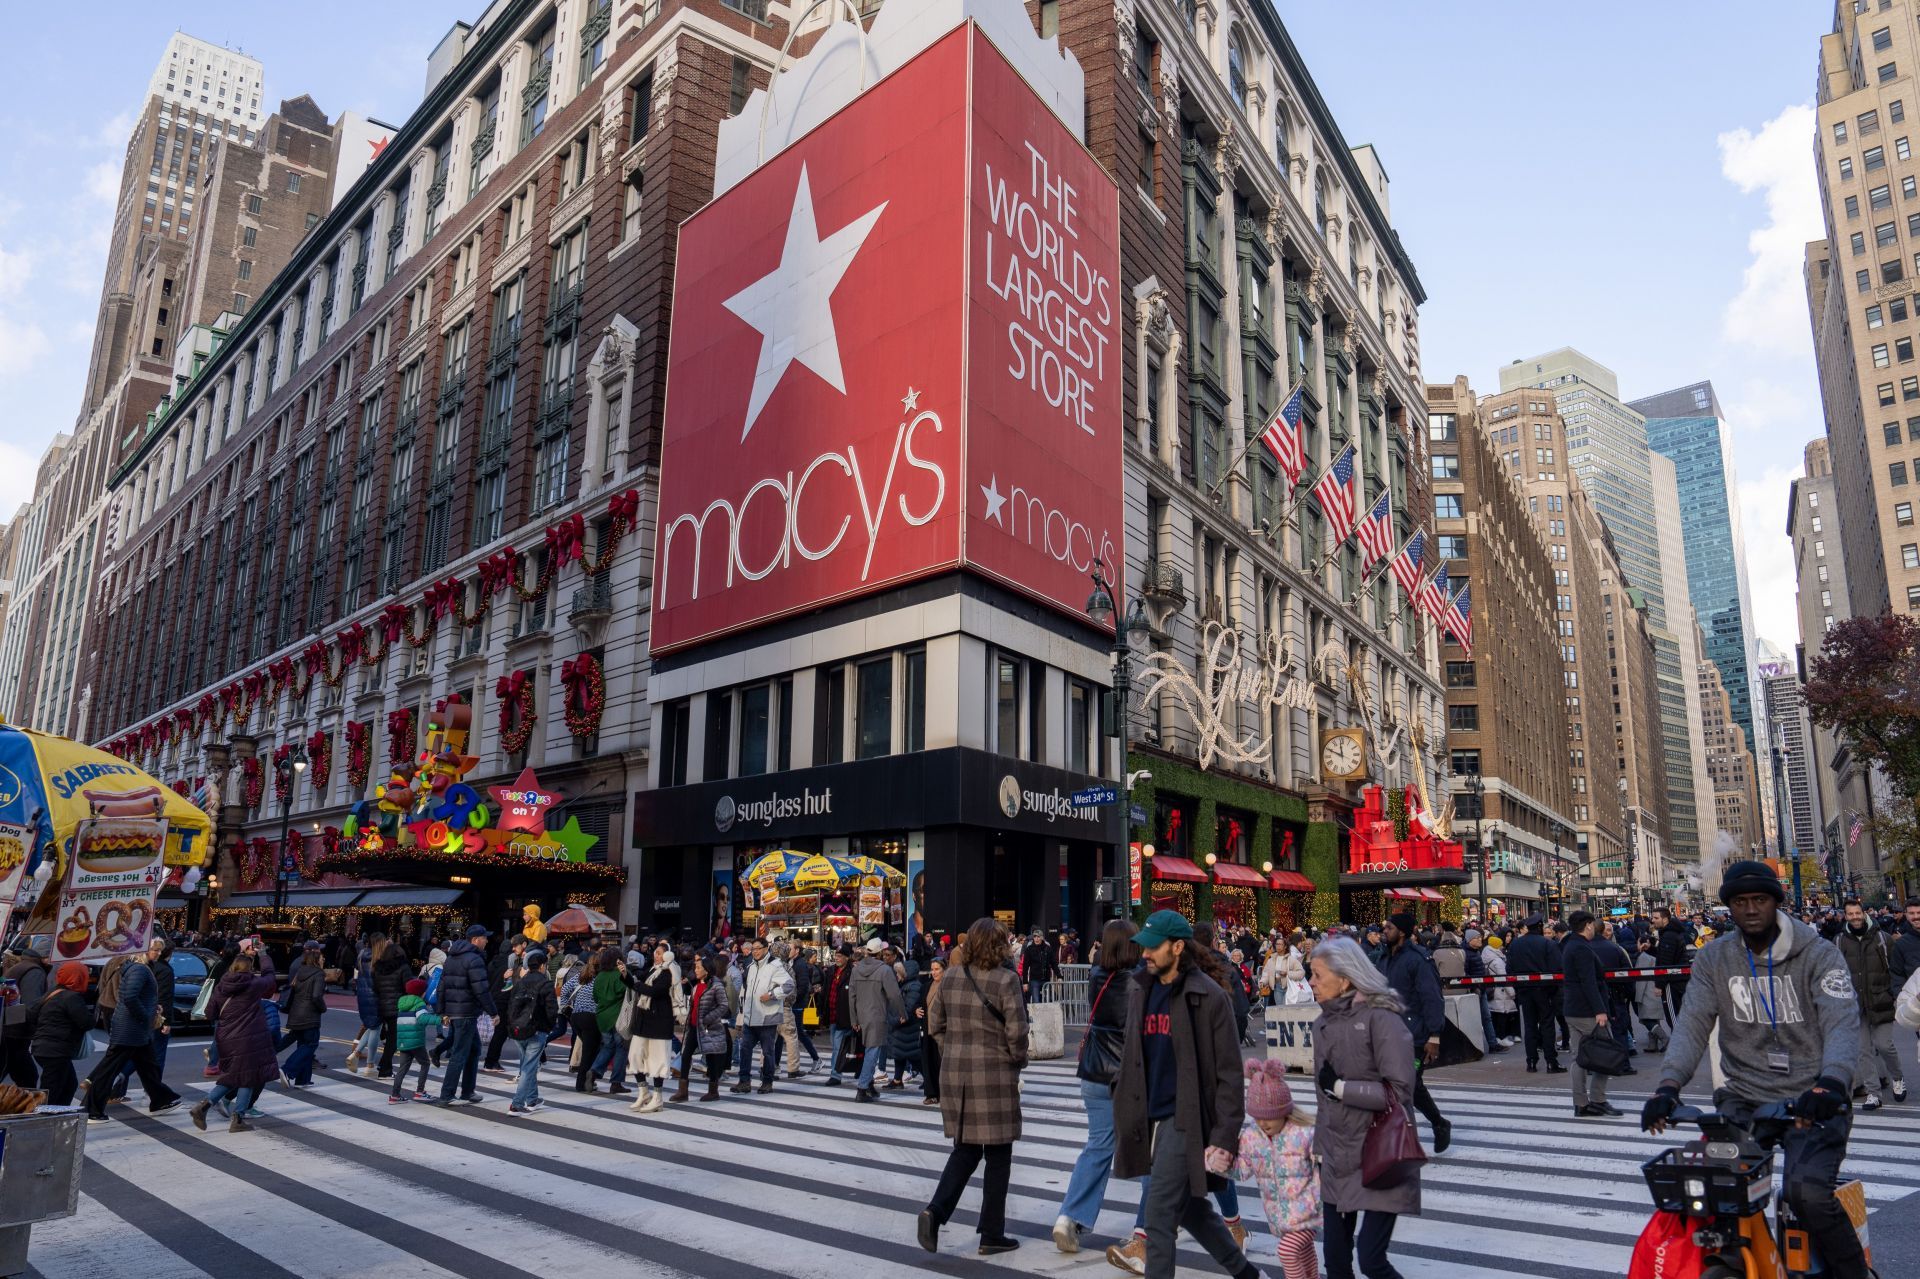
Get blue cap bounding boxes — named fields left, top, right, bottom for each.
left=466, top=923, right=492, bottom=939
left=1133, top=909, right=1194, bottom=949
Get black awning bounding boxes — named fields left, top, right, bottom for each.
left=352, top=887, right=466, bottom=909
left=215, top=889, right=367, bottom=910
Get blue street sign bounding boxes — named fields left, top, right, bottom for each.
left=1072, top=785, right=1119, bottom=807
left=1130, top=803, right=1148, bottom=825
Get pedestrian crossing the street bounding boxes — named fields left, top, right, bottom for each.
left=30, top=1045, right=1920, bottom=1279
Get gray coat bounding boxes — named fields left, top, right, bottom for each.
left=1312, top=991, right=1421, bottom=1216
left=1112, top=964, right=1245, bottom=1197
left=850, top=955, right=904, bottom=1043
left=926, top=961, right=1028, bottom=1145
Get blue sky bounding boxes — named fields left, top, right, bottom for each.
left=1, top=2, right=1820, bottom=652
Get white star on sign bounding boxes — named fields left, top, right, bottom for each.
left=901, top=387, right=920, bottom=413
left=723, top=165, right=887, bottom=441
left=981, top=475, right=1007, bottom=526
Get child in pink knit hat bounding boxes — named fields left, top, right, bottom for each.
left=1233, top=1058, right=1320, bottom=1278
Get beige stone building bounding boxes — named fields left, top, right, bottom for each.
left=1428, top=379, right=1575, bottom=919
left=1809, top=4, right=1920, bottom=618
left=1700, top=630, right=1762, bottom=870
left=1595, top=542, right=1673, bottom=902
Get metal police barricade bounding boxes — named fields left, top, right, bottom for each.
left=0, top=1109, right=86, bottom=1277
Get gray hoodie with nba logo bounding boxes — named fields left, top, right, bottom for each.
left=1659, top=913, right=1862, bottom=1102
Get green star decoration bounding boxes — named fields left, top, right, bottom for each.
left=550, top=815, right=599, bottom=863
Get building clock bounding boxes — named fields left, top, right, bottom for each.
left=1319, top=728, right=1367, bottom=782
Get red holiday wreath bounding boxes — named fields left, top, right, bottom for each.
left=237, top=836, right=269, bottom=886
left=387, top=707, right=417, bottom=767
left=345, top=721, right=372, bottom=792
left=307, top=730, right=332, bottom=794
left=272, top=745, right=295, bottom=805
left=240, top=757, right=265, bottom=809
left=496, top=669, right=536, bottom=755
left=560, top=653, right=605, bottom=738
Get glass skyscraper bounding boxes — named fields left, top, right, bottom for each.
left=1630, top=381, right=1762, bottom=760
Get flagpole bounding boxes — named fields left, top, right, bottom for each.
left=1205, top=381, right=1306, bottom=506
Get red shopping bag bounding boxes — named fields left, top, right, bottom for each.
left=1628, top=1211, right=1709, bottom=1279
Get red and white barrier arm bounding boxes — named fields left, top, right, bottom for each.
left=1449, top=966, right=1692, bottom=987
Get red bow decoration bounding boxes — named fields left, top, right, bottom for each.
left=1225, top=818, right=1244, bottom=853
left=1165, top=809, right=1184, bottom=845
left=386, top=707, right=417, bottom=766
left=271, top=745, right=295, bottom=804
left=194, top=692, right=219, bottom=730
left=219, top=683, right=243, bottom=717
left=496, top=669, right=531, bottom=699
left=560, top=653, right=606, bottom=738
left=307, top=730, right=332, bottom=794
left=495, top=668, right=536, bottom=754
left=336, top=622, right=367, bottom=667
left=302, top=639, right=330, bottom=675
left=478, top=549, right=519, bottom=597
left=544, top=513, right=587, bottom=566
left=267, top=656, right=296, bottom=693
left=240, top=756, right=265, bottom=809
left=425, top=577, right=465, bottom=619
left=608, top=488, right=640, bottom=524
left=379, top=602, right=413, bottom=644
left=155, top=719, right=174, bottom=746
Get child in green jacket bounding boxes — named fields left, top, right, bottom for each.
left=389, top=979, right=441, bottom=1102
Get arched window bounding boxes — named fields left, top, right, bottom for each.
left=1314, top=169, right=1329, bottom=239
left=1275, top=106, right=1289, bottom=165
left=1228, top=34, right=1249, bottom=111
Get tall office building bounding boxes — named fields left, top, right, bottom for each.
left=1699, top=629, right=1762, bottom=865
left=1755, top=638, right=1822, bottom=870
left=1808, top=3, right=1920, bottom=619
left=1631, top=381, right=1763, bottom=760
left=1788, top=438, right=1889, bottom=880
left=1500, top=349, right=1712, bottom=869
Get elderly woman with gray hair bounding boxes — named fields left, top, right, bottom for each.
left=1310, top=934, right=1421, bottom=1279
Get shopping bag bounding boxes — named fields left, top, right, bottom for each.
left=568, top=1036, right=583, bottom=1069
left=832, top=1029, right=864, bottom=1076
left=476, top=1013, right=494, bottom=1050
left=1283, top=979, right=1314, bottom=1006
left=1626, top=1210, right=1707, bottom=1279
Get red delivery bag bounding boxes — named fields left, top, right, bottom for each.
left=1628, top=1211, right=1709, bottom=1279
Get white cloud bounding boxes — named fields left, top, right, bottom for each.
left=0, top=440, right=38, bottom=518
left=1739, top=463, right=1803, bottom=655
left=1719, top=104, right=1823, bottom=355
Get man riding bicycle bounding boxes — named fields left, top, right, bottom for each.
left=1641, top=860, right=1874, bottom=1278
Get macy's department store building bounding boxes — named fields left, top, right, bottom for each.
left=631, top=8, right=1128, bottom=943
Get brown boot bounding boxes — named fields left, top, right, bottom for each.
left=667, top=1069, right=690, bottom=1104
left=698, top=1071, right=722, bottom=1102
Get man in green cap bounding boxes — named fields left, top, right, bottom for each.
left=1109, top=911, right=1266, bottom=1279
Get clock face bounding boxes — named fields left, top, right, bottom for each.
left=1322, top=733, right=1362, bottom=779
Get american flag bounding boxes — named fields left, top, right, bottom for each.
left=1260, top=385, right=1306, bottom=484
left=1418, top=562, right=1451, bottom=623
left=1848, top=811, right=1864, bottom=847
left=1311, top=443, right=1360, bottom=543
left=1389, top=529, right=1427, bottom=598
left=1443, top=582, right=1472, bottom=652
left=1356, top=489, right=1394, bottom=567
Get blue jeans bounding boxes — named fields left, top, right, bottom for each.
left=281, top=1025, right=320, bottom=1084
left=439, top=1016, right=479, bottom=1100
left=739, top=1024, right=780, bottom=1085
left=830, top=1027, right=854, bottom=1081
left=855, top=1044, right=884, bottom=1089
left=512, top=1032, right=549, bottom=1108
left=592, top=1033, right=628, bottom=1086
left=206, top=1082, right=257, bottom=1115
left=1061, top=1079, right=1118, bottom=1229
left=1478, top=991, right=1498, bottom=1050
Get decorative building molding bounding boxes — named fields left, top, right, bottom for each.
left=1114, top=0, right=1135, bottom=42
left=1213, top=125, right=1242, bottom=182
left=1305, top=253, right=1325, bottom=304
left=1139, top=286, right=1179, bottom=350
left=1160, top=65, right=1182, bottom=134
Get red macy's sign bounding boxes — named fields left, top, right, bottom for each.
left=652, top=23, right=1122, bottom=654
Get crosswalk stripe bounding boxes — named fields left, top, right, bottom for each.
left=42, top=1043, right=1917, bottom=1279
left=21, top=1192, right=214, bottom=1279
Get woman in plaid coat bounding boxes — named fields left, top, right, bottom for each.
left=916, top=917, right=1029, bottom=1258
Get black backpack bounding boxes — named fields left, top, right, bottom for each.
left=506, top=985, right=539, bottom=1040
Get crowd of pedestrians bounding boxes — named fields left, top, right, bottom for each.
left=4, top=879, right=1918, bottom=1279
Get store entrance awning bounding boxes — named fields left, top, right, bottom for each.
left=1269, top=870, right=1316, bottom=893
left=352, top=887, right=466, bottom=909
left=1150, top=856, right=1208, bottom=884
left=1384, top=887, right=1423, bottom=900
left=1212, top=862, right=1267, bottom=888
left=1420, top=888, right=1445, bottom=901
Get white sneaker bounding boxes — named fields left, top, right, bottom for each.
left=639, top=1089, right=665, bottom=1114
left=1892, top=1081, right=1907, bottom=1102
left=1862, top=1092, right=1883, bottom=1111
left=1051, top=1214, right=1083, bottom=1254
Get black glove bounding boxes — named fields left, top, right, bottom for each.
left=1317, top=1060, right=1338, bottom=1096
left=1640, top=1084, right=1680, bottom=1132
left=1794, top=1077, right=1850, bottom=1123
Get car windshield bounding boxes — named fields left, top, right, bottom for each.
left=170, top=953, right=208, bottom=982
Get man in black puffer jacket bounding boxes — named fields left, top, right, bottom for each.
left=1651, top=907, right=1693, bottom=1025
left=1561, top=912, right=1616, bottom=1118
left=434, top=924, right=498, bottom=1104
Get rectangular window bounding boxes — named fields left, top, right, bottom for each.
left=1841, top=156, right=1856, bottom=181
left=1900, top=337, right=1914, bottom=362
left=628, top=71, right=653, bottom=146
left=1847, top=194, right=1861, bottom=218
left=1901, top=501, right=1916, bottom=524
left=816, top=664, right=846, bottom=764
left=738, top=683, right=770, bottom=777
left=1434, top=493, right=1462, bottom=519
left=287, top=171, right=301, bottom=193
left=1886, top=258, right=1906, bottom=285
left=1882, top=382, right=1897, bottom=406
left=1449, top=749, right=1480, bottom=776
left=1873, top=183, right=1894, bottom=209
left=1437, top=534, right=1468, bottom=560
left=1068, top=679, right=1091, bottom=774
left=1896, top=100, right=1909, bottom=124
left=245, top=192, right=262, bottom=214
left=1902, top=375, right=1917, bottom=399
left=1905, top=544, right=1920, bottom=569
left=1893, top=461, right=1910, bottom=485
left=904, top=649, right=927, bottom=753
left=237, top=259, right=253, bottom=280
left=1888, top=422, right=1903, bottom=445
left=1875, top=26, right=1894, bottom=51
left=729, top=57, right=752, bottom=116
left=856, top=657, right=892, bottom=759
left=1430, top=453, right=1460, bottom=479
left=1445, top=661, right=1476, bottom=688
left=704, top=691, right=733, bottom=780
left=1871, top=305, right=1887, bottom=331
left=1875, top=342, right=1891, bottom=366
left=1859, top=268, right=1874, bottom=293
left=1836, top=121, right=1850, bottom=143
left=521, top=23, right=556, bottom=148
left=660, top=700, right=690, bottom=786
left=1902, top=137, right=1913, bottom=161
left=994, top=654, right=1020, bottom=754
left=1880, top=62, right=1898, bottom=84
left=1878, top=220, right=1899, bottom=246
left=1910, top=586, right=1920, bottom=610
left=1867, top=144, right=1887, bottom=171
left=578, top=0, right=612, bottom=88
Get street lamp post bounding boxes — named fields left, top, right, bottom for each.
left=271, top=744, right=308, bottom=924
left=1086, top=558, right=1150, bottom=923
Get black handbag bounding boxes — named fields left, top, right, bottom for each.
left=1076, top=970, right=1124, bottom=1085
left=833, top=1028, right=865, bottom=1075
left=1575, top=1029, right=1631, bottom=1077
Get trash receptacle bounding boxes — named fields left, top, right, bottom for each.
left=0, top=1109, right=86, bottom=1279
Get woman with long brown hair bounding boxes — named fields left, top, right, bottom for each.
left=917, top=917, right=1028, bottom=1258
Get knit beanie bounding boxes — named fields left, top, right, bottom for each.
left=405, top=978, right=427, bottom=996
left=54, top=961, right=89, bottom=993
left=1244, top=1058, right=1293, bottom=1122
left=1388, top=912, right=1418, bottom=937
left=1718, top=859, right=1785, bottom=904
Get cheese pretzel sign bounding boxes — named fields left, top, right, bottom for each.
left=94, top=899, right=145, bottom=953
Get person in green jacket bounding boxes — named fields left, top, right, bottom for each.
left=389, top=979, right=442, bottom=1103
left=590, top=955, right=633, bottom=1096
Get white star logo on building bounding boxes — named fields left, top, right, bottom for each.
left=723, top=164, right=887, bottom=441
left=981, top=475, right=1007, bottom=526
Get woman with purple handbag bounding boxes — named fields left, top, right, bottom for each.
left=1309, top=935, right=1423, bottom=1279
